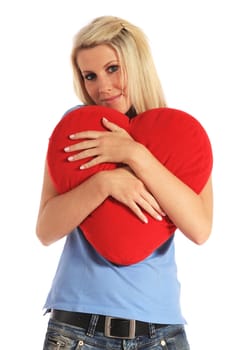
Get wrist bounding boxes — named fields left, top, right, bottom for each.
left=95, top=170, right=113, bottom=198
left=126, top=141, right=148, bottom=169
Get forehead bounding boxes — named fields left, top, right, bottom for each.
left=76, top=44, right=119, bottom=71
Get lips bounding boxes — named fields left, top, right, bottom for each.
left=100, top=93, right=122, bottom=103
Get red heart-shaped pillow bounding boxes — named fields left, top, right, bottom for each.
left=47, top=105, right=212, bottom=265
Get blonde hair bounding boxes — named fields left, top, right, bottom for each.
left=71, top=16, right=167, bottom=113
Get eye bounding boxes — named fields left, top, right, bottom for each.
left=107, top=65, right=119, bottom=73
left=84, top=73, right=96, bottom=81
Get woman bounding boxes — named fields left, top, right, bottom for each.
left=37, top=16, right=213, bottom=350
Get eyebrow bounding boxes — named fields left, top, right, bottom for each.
left=104, top=60, right=119, bottom=67
left=81, top=60, right=120, bottom=74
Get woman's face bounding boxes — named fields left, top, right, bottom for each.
left=76, top=44, right=131, bottom=114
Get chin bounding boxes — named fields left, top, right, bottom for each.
left=103, top=98, right=130, bottom=115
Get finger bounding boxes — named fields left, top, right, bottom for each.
left=137, top=197, right=163, bottom=222
left=69, top=130, right=106, bottom=140
left=79, top=156, right=104, bottom=169
left=67, top=148, right=101, bottom=162
left=102, top=117, right=122, bottom=132
left=128, top=202, right=149, bottom=224
left=142, top=191, right=166, bottom=216
left=64, top=140, right=98, bottom=153
left=102, top=118, right=131, bottom=138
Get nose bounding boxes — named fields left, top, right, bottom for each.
left=97, top=75, right=112, bottom=93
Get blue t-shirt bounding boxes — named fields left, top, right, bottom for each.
left=44, top=228, right=186, bottom=324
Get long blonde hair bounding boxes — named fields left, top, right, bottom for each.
left=71, top=16, right=167, bottom=114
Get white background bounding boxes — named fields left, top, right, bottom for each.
left=1, top=1, right=244, bottom=349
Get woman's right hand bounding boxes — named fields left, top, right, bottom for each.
left=104, top=166, right=165, bottom=223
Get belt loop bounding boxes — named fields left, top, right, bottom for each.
left=86, top=314, right=99, bottom=337
left=148, top=323, right=156, bottom=338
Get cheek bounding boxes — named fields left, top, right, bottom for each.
left=84, top=83, right=98, bottom=101
left=123, top=87, right=131, bottom=107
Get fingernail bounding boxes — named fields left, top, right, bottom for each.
left=64, top=147, right=69, bottom=152
left=68, top=156, right=73, bottom=161
left=156, top=215, right=162, bottom=221
left=69, top=134, right=75, bottom=139
left=143, top=217, right=148, bottom=224
left=80, top=165, right=85, bottom=170
left=102, top=117, right=108, bottom=122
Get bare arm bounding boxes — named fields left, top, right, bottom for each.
left=36, top=162, right=108, bottom=245
left=36, top=161, right=163, bottom=246
left=127, top=143, right=213, bottom=244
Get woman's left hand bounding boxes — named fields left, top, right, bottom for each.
left=64, top=117, right=136, bottom=169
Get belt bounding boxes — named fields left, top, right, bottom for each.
left=51, top=310, right=168, bottom=339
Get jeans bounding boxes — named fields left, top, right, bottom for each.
left=42, top=318, right=190, bottom=350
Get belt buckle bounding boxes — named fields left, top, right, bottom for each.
left=104, top=316, right=136, bottom=339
